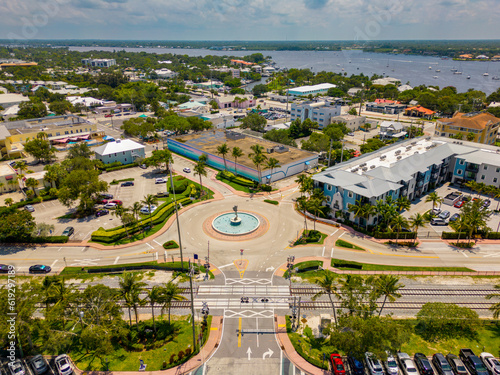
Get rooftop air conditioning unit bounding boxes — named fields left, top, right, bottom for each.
left=395, top=150, right=402, bottom=155
left=411, top=141, right=417, bottom=145
left=380, top=155, right=386, bottom=160
left=352, top=168, right=359, bottom=172
left=370, top=165, right=376, bottom=169
left=406, top=146, right=412, bottom=150
left=362, top=167, right=368, bottom=171
left=360, top=163, right=367, bottom=167
left=397, top=155, right=402, bottom=160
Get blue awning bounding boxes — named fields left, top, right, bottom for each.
left=266, top=175, right=271, bottom=179
left=305, top=161, right=310, bottom=165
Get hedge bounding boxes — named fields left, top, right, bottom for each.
left=218, top=171, right=255, bottom=187
left=0, top=235, right=69, bottom=244
left=110, top=178, right=134, bottom=185
left=104, top=163, right=139, bottom=172
left=264, top=199, right=279, bottom=205
left=374, top=231, right=416, bottom=240
left=91, top=197, right=192, bottom=243
left=10, top=195, right=58, bottom=209
left=332, top=259, right=363, bottom=269
left=441, top=232, right=468, bottom=239
left=163, top=240, right=179, bottom=249
left=486, top=232, right=500, bottom=239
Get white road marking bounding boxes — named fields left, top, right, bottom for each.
left=145, top=242, right=154, bottom=249
left=256, top=318, right=259, bottom=347
left=218, top=263, right=234, bottom=269
left=462, top=252, right=469, bottom=258
left=330, top=229, right=339, bottom=237
left=114, top=256, right=120, bottom=264
left=57, top=247, right=62, bottom=252
left=153, top=239, right=162, bottom=246
left=322, top=247, right=325, bottom=257
left=338, top=232, right=346, bottom=239
left=50, top=260, right=58, bottom=268
left=331, top=247, right=334, bottom=258
left=80, top=247, right=86, bottom=252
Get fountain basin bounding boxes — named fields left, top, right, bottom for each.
left=212, top=212, right=260, bottom=235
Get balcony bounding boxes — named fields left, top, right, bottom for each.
left=416, top=173, right=425, bottom=182
left=431, top=172, right=439, bottom=180
left=416, top=180, right=424, bottom=188
left=466, top=163, right=479, bottom=172
left=465, top=171, right=476, bottom=180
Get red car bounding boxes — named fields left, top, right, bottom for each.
left=97, top=198, right=108, bottom=204
left=330, top=353, right=346, bottom=375
left=454, top=200, right=464, bottom=208
left=104, top=114, right=113, bottom=118
left=110, top=199, right=123, bottom=205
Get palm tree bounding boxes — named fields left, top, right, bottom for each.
left=312, top=272, right=339, bottom=326
left=462, top=200, right=490, bottom=245
left=36, top=132, right=48, bottom=140
left=160, top=281, right=186, bottom=323
left=4, top=198, right=13, bottom=206
left=408, top=213, right=427, bottom=245
left=295, top=174, right=309, bottom=198
left=396, top=196, right=411, bottom=212
left=113, top=205, right=131, bottom=237
left=15, top=160, right=28, bottom=176
left=131, top=202, right=142, bottom=222
left=141, top=194, right=158, bottom=224
left=146, top=285, right=163, bottom=333
left=425, top=192, right=443, bottom=211
left=486, top=284, right=500, bottom=319
left=231, top=146, right=243, bottom=175
left=348, top=200, right=365, bottom=228
left=309, top=198, right=322, bottom=231
left=265, top=157, right=281, bottom=185
left=362, top=203, right=376, bottom=231
left=251, top=153, right=267, bottom=185
left=464, top=180, right=479, bottom=196
left=390, top=214, right=409, bottom=245
left=199, top=154, right=208, bottom=164
left=118, top=272, right=147, bottom=326
left=49, top=278, right=76, bottom=328
left=450, top=215, right=467, bottom=245
left=194, top=160, right=208, bottom=197
left=216, top=143, right=229, bottom=171
left=374, top=275, right=404, bottom=317
left=296, top=196, right=309, bottom=232
left=249, top=144, right=265, bottom=156
left=25, top=178, right=39, bottom=197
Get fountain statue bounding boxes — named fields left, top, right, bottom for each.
left=230, top=205, right=242, bottom=226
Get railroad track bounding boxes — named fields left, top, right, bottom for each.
left=297, top=301, right=494, bottom=310
left=290, top=287, right=497, bottom=297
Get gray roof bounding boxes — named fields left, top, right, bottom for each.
left=0, top=125, right=10, bottom=141
left=94, top=139, right=144, bottom=156
left=457, top=149, right=500, bottom=167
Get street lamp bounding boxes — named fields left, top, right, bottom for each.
left=169, top=161, right=184, bottom=271
left=188, top=260, right=197, bottom=353
left=287, top=255, right=295, bottom=288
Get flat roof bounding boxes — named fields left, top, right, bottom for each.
left=0, top=164, right=16, bottom=177
left=171, top=130, right=316, bottom=169
left=289, top=83, right=336, bottom=93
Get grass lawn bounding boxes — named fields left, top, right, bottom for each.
left=71, top=315, right=212, bottom=371
left=294, top=230, right=327, bottom=246
left=284, top=260, right=323, bottom=279
left=335, top=239, right=365, bottom=251
left=216, top=174, right=258, bottom=193
left=90, top=217, right=167, bottom=246
left=330, top=258, right=475, bottom=272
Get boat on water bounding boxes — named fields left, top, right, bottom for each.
left=493, top=76, right=500, bottom=81
left=451, top=67, right=458, bottom=72
left=433, top=76, right=439, bottom=79
left=483, top=72, right=489, bottom=76
left=454, top=71, right=462, bottom=75
left=435, top=69, right=441, bottom=72
left=429, top=66, right=432, bottom=70
left=467, top=76, right=471, bottom=79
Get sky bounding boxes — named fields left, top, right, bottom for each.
left=0, top=0, right=499, bottom=41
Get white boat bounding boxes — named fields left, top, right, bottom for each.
left=467, top=76, right=471, bottom=79
left=483, top=72, right=489, bottom=76
left=429, top=66, right=432, bottom=69
left=433, top=76, right=438, bottom=79
left=451, top=67, right=458, bottom=72
left=435, top=69, right=441, bottom=72
left=493, top=76, right=500, bottom=81
left=454, top=71, right=462, bottom=75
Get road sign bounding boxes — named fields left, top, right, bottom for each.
left=194, top=253, right=199, bottom=260
left=301, top=318, right=307, bottom=324
left=240, top=249, right=244, bottom=255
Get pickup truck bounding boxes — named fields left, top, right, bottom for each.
left=459, top=349, right=489, bottom=375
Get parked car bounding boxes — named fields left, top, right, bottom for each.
left=96, top=198, right=108, bottom=204
left=446, top=354, right=468, bottom=375
left=365, top=352, right=385, bottom=375
left=100, top=193, right=113, bottom=199
left=139, top=164, right=147, bottom=169
left=24, top=205, right=35, bottom=212
left=454, top=200, right=464, bottom=208
left=431, top=208, right=441, bottom=215
left=183, top=167, right=191, bottom=173
left=431, top=218, right=448, bottom=226
left=140, top=205, right=157, bottom=214
left=104, top=114, right=113, bottom=118
left=155, top=178, right=167, bottom=184
left=384, top=354, right=399, bottom=375
left=62, top=227, right=74, bottom=237
left=348, top=356, right=365, bottom=375
left=397, top=353, right=418, bottom=375
left=432, top=353, right=454, bottom=375
left=110, top=199, right=123, bottom=205
left=450, top=213, right=460, bottom=222
left=0, top=264, right=11, bottom=273
left=462, top=196, right=471, bottom=202
left=155, top=191, right=169, bottom=197
left=482, top=200, right=491, bottom=208
left=54, top=355, right=73, bottom=375
left=460, top=349, right=489, bottom=375
left=95, top=209, right=109, bottom=217
left=330, top=353, right=346, bottom=375
left=480, top=353, right=500, bottom=375
left=103, top=202, right=117, bottom=209
left=30, top=355, right=48, bottom=375
left=8, top=360, right=25, bottom=375
left=439, top=210, right=451, bottom=219
left=29, top=265, right=51, bottom=274
left=121, top=181, right=134, bottom=187
left=415, top=353, right=435, bottom=375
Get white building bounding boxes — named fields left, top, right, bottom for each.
left=379, top=121, right=407, bottom=139
left=290, top=101, right=341, bottom=129
left=202, top=114, right=236, bottom=129
left=288, top=83, right=336, bottom=97
left=81, top=59, right=117, bottom=68
left=153, top=68, right=177, bottom=79
left=0, top=93, right=29, bottom=109
left=332, top=115, right=366, bottom=131
left=94, top=139, right=145, bottom=165
left=372, top=77, right=401, bottom=86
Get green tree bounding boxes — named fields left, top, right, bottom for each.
left=408, top=213, right=427, bottom=244
left=24, top=138, right=56, bottom=163
left=374, top=275, right=404, bottom=316
left=131, top=201, right=142, bottom=222
left=141, top=194, right=158, bottom=224
left=194, top=159, right=208, bottom=197
left=67, top=142, right=93, bottom=159
left=0, top=208, right=36, bottom=242
left=146, top=285, right=163, bottom=333
left=296, top=196, right=309, bottom=232
left=240, top=113, right=266, bottom=132
left=250, top=152, right=267, bottom=185
left=337, top=275, right=379, bottom=319
left=43, top=163, right=66, bottom=188
left=17, top=100, right=48, bottom=119
left=390, top=214, right=409, bottom=244
left=265, top=157, right=281, bottom=184
left=25, top=177, right=39, bottom=197
left=58, top=169, right=109, bottom=214
left=396, top=196, right=411, bottom=212
left=160, top=281, right=186, bottom=323
left=460, top=199, right=491, bottom=244
left=312, top=272, right=339, bottom=325
left=466, top=132, right=475, bottom=142
left=49, top=100, right=72, bottom=115
left=4, top=198, right=13, bottom=206
left=118, top=272, right=147, bottom=326
left=348, top=107, right=357, bottom=115
left=231, top=146, right=243, bottom=175
left=425, top=192, right=443, bottom=210
left=216, top=143, right=229, bottom=171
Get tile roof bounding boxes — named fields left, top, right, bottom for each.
left=438, top=112, right=500, bottom=130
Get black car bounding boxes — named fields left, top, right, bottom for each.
left=62, top=227, right=74, bottom=237
left=0, top=264, right=12, bottom=273
left=100, top=193, right=113, bottom=199
left=29, top=265, right=51, bottom=274
left=121, top=181, right=134, bottom=187
left=95, top=209, right=109, bottom=217
left=433, top=353, right=454, bottom=375
left=415, top=353, right=435, bottom=375
left=348, top=356, right=365, bottom=375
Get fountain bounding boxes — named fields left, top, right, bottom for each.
left=211, top=205, right=260, bottom=236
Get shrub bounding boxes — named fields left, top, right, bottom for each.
left=217, top=171, right=255, bottom=187
left=332, top=259, right=363, bottom=269
left=110, top=178, right=134, bottom=185
left=177, top=350, right=185, bottom=362
left=264, top=199, right=279, bottom=205
left=163, top=240, right=179, bottom=249
left=335, top=239, right=364, bottom=250
left=260, top=184, right=272, bottom=192
left=385, top=240, right=418, bottom=247
left=451, top=242, right=474, bottom=248
left=486, top=232, right=500, bottom=239
left=441, top=232, right=468, bottom=239
left=169, top=354, right=176, bottom=365
left=374, top=231, right=416, bottom=239
left=185, top=347, right=192, bottom=357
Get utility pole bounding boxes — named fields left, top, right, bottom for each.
left=169, top=162, right=184, bottom=271
left=297, top=297, right=301, bottom=332
left=188, top=260, right=197, bottom=352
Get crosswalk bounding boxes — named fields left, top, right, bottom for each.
left=198, top=285, right=290, bottom=296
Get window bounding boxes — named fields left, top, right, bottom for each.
left=124, top=158, right=127, bottom=162
left=494, top=178, right=498, bottom=183
left=459, top=159, right=464, bottom=165
left=327, top=184, right=332, bottom=191
left=326, top=196, right=331, bottom=202
left=496, top=168, right=500, bottom=173
left=481, top=175, right=485, bottom=180
left=56, top=132, right=60, bottom=136
left=65, top=131, right=69, bottom=135
left=457, top=170, right=463, bottom=175
left=484, top=165, right=488, bottom=170
left=123, top=152, right=125, bottom=155
left=114, top=153, right=117, bottom=156
left=348, top=191, right=353, bottom=198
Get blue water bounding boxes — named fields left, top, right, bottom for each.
left=70, top=46, right=500, bottom=94
left=212, top=212, right=260, bottom=235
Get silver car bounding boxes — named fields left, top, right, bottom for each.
left=480, top=353, right=500, bottom=375
left=385, top=354, right=400, bottom=375
left=365, top=352, right=385, bottom=375
left=8, top=360, right=25, bottom=375
left=55, top=355, right=73, bottom=375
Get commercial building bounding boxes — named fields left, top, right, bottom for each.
left=0, top=115, right=97, bottom=158
left=153, top=68, right=178, bottom=79
left=313, top=137, right=500, bottom=226
left=94, top=101, right=133, bottom=115
left=434, top=112, right=500, bottom=145
left=81, top=59, right=117, bottom=68
left=288, top=83, right=336, bottom=97
left=0, top=93, right=30, bottom=109
left=290, top=101, right=341, bottom=129
left=332, top=115, right=366, bottom=131
left=0, top=164, right=18, bottom=194
left=365, top=101, right=406, bottom=114
left=94, top=139, right=145, bottom=165
left=214, top=94, right=256, bottom=109
left=201, top=114, right=235, bottom=129
left=404, top=105, right=435, bottom=120
left=167, top=130, right=318, bottom=183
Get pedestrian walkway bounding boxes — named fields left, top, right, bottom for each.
left=70, top=316, right=223, bottom=375
left=274, top=315, right=330, bottom=375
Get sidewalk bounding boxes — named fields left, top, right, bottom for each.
left=274, top=315, right=329, bottom=375
left=70, top=316, right=223, bottom=375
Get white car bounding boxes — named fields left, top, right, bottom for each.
left=365, top=352, right=385, bottom=375
left=480, top=353, right=500, bottom=375
left=8, top=360, right=25, bottom=375
left=103, top=202, right=117, bottom=209
left=183, top=167, right=191, bottom=173
left=55, top=355, right=73, bottom=375
left=385, top=354, right=400, bottom=375
left=397, top=353, right=418, bottom=375
left=140, top=205, right=157, bottom=214
left=155, top=178, right=166, bottom=184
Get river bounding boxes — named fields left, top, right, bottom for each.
left=70, top=46, right=500, bottom=95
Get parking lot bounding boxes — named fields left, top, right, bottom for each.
left=1, top=356, right=59, bottom=375
left=402, top=182, right=500, bottom=236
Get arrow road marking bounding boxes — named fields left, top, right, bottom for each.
left=247, top=347, right=252, bottom=361
left=265, top=266, right=275, bottom=272
left=262, top=348, right=274, bottom=359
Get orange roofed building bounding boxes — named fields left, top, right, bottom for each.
left=230, top=59, right=254, bottom=66
left=435, top=112, right=500, bottom=145
left=404, top=105, right=435, bottom=119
